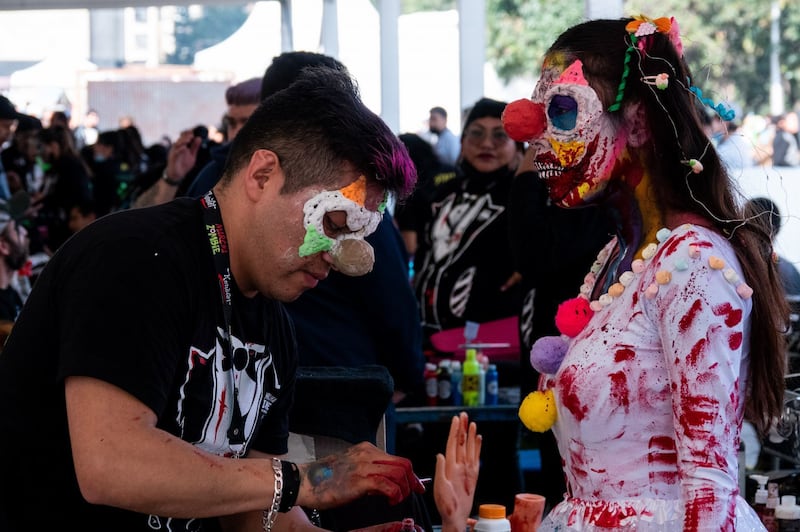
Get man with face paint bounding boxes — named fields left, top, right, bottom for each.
left=504, top=16, right=789, bottom=530
left=0, top=67, right=429, bottom=531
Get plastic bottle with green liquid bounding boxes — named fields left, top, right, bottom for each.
left=462, top=347, right=481, bottom=406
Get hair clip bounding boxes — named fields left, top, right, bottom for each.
left=610, top=15, right=674, bottom=113
left=681, top=158, right=704, bottom=173
left=642, top=73, right=669, bottom=90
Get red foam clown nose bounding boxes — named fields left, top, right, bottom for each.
left=502, top=98, right=546, bottom=142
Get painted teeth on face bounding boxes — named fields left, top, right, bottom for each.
left=534, top=164, right=562, bottom=181
left=530, top=58, right=615, bottom=207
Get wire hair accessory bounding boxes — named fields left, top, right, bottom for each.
left=609, top=15, right=676, bottom=113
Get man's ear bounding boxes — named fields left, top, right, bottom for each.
left=624, top=101, right=651, bottom=148
left=244, top=149, right=280, bottom=200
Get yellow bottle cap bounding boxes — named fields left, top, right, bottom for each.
left=478, top=504, right=506, bottom=519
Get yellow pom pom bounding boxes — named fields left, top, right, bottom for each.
left=518, top=389, right=558, bottom=433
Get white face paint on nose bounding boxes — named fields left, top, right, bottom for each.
left=298, top=175, right=385, bottom=277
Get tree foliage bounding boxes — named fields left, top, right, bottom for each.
left=486, top=0, right=583, bottom=83
left=164, top=1, right=800, bottom=114
left=167, top=4, right=250, bottom=65
left=483, top=0, right=800, bottom=115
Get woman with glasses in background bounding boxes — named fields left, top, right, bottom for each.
left=413, top=97, right=524, bottom=350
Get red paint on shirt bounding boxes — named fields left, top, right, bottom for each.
left=684, top=488, right=725, bottom=530
left=647, top=436, right=677, bottom=457
left=587, top=504, right=637, bottom=527
left=712, top=302, right=742, bottom=327
left=559, top=365, right=589, bottom=421
left=614, top=347, right=635, bottom=362
left=609, top=371, right=630, bottom=410
left=728, top=331, right=743, bottom=350
left=679, top=299, right=703, bottom=332
left=686, top=338, right=707, bottom=367
left=658, top=231, right=694, bottom=259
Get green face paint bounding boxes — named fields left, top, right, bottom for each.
left=298, top=224, right=333, bottom=257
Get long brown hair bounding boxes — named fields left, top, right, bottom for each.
left=549, top=18, right=788, bottom=434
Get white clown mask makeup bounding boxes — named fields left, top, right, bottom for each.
left=298, top=175, right=386, bottom=276
left=504, top=57, right=629, bottom=207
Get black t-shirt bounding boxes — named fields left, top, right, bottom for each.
left=413, top=162, right=521, bottom=340
left=0, top=198, right=297, bottom=531
left=0, top=285, right=22, bottom=321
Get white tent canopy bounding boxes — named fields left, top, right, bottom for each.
left=192, top=1, right=282, bottom=83
left=193, top=0, right=382, bottom=115
left=9, top=55, right=97, bottom=116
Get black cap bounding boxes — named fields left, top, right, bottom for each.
left=462, top=97, right=508, bottom=133
left=0, top=95, right=22, bottom=121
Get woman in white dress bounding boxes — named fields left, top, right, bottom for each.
left=503, top=15, right=789, bottom=531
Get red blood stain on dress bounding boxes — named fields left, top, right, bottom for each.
left=559, top=365, right=589, bottom=421
left=679, top=299, right=703, bottom=332
left=686, top=338, right=707, bottom=367
left=728, top=331, right=743, bottom=350
left=609, top=371, right=630, bottom=411
left=712, top=302, right=742, bottom=327
left=614, top=347, right=635, bottom=362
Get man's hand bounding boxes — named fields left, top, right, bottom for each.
left=166, top=129, right=203, bottom=183
left=434, top=412, right=482, bottom=532
left=296, top=442, right=425, bottom=510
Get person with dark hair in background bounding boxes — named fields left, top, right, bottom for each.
left=414, top=97, right=524, bottom=344
left=745, top=197, right=800, bottom=297
left=67, top=198, right=97, bottom=234
left=0, top=66, right=425, bottom=531
left=73, top=108, right=99, bottom=151
left=503, top=15, right=789, bottom=529
left=0, top=95, right=24, bottom=201
left=395, top=132, right=456, bottom=267
left=87, top=129, right=129, bottom=217
left=33, top=125, right=92, bottom=253
left=428, top=106, right=460, bottom=167
left=1, top=113, right=43, bottom=196
left=0, top=200, right=29, bottom=322
left=771, top=111, right=800, bottom=167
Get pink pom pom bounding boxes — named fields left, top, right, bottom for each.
left=502, top=98, right=546, bottom=142
left=530, top=335, right=568, bottom=374
left=554, top=297, right=594, bottom=337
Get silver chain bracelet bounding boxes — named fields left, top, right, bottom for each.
left=262, top=458, right=283, bottom=532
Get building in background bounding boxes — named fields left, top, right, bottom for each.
left=0, top=1, right=528, bottom=146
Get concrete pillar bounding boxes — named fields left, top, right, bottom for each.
left=378, top=0, right=400, bottom=132
left=320, top=0, right=339, bottom=57
left=457, top=0, right=485, bottom=117
left=584, top=0, right=623, bottom=20
left=280, top=0, right=293, bottom=52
